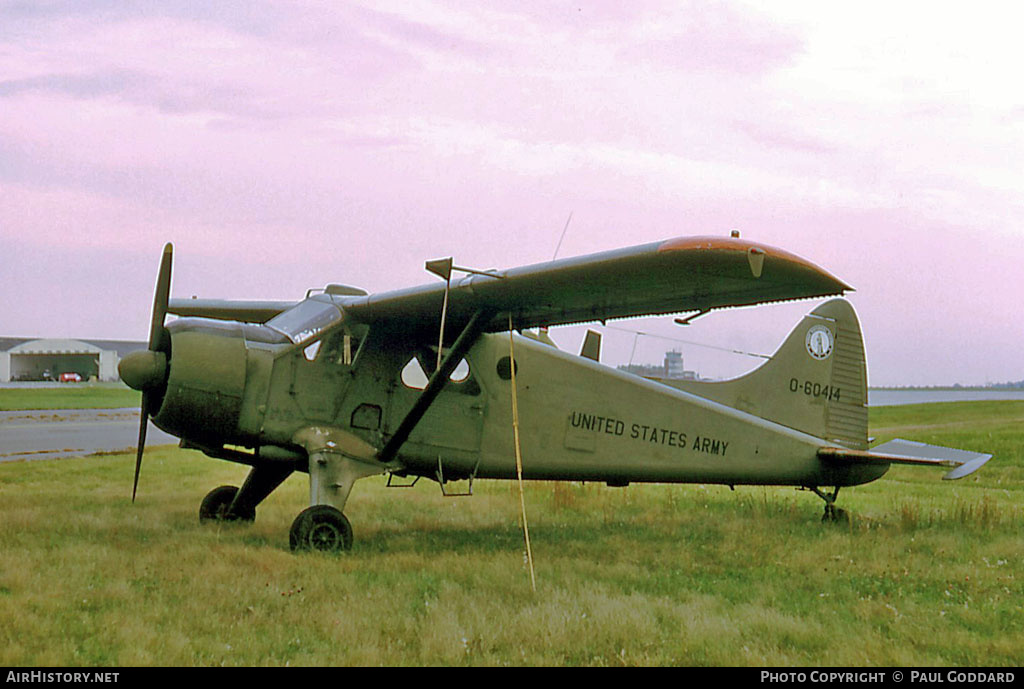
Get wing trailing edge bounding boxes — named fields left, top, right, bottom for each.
left=344, top=234, right=853, bottom=338
left=165, top=235, right=851, bottom=339
left=168, top=299, right=296, bottom=323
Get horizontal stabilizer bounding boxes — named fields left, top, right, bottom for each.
left=819, top=439, right=992, bottom=480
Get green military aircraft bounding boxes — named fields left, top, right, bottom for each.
left=119, top=234, right=992, bottom=552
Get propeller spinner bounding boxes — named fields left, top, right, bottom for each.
left=118, top=243, right=173, bottom=502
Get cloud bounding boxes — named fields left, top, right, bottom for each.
left=1, top=1, right=1022, bottom=382
left=0, top=69, right=140, bottom=98
left=616, top=2, right=803, bottom=75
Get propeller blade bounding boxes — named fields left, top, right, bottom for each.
left=132, top=392, right=150, bottom=503
left=133, top=242, right=172, bottom=501
left=148, top=243, right=173, bottom=352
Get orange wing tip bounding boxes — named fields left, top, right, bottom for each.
left=657, top=235, right=854, bottom=292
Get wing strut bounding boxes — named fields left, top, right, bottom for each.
left=376, top=308, right=493, bottom=464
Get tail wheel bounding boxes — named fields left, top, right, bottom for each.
left=290, top=505, right=353, bottom=553
left=199, top=485, right=255, bottom=523
left=821, top=504, right=849, bottom=524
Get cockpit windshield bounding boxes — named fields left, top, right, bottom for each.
left=266, top=296, right=344, bottom=345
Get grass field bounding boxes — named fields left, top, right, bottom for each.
left=0, top=383, right=140, bottom=411
left=0, top=401, right=1021, bottom=666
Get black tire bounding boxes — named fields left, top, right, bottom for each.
left=821, top=505, right=850, bottom=525
left=289, top=505, right=353, bottom=553
left=199, top=485, right=255, bottom=523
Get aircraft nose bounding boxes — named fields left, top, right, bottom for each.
left=118, top=350, right=168, bottom=391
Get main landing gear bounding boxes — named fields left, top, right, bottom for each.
left=199, top=484, right=355, bottom=553
left=198, top=463, right=293, bottom=525
left=289, top=505, right=353, bottom=552
left=198, top=440, right=376, bottom=553
left=199, top=485, right=255, bottom=522
left=810, top=486, right=849, bottom=523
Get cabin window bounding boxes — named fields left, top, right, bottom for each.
left=496, top=356, right=518, bottom=380
left=303, top=340, right=322, bottom=361
left=401, top=355, right=478, bottom=393
left=450, top=358, right=470, bottom=382
left=401, top=357, right=429, bottom=390
left=318, top=328, right=366, bottom=367
left=266, top=297, right=344, bottom=345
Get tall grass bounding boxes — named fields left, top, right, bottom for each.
left=0, top=401, right=1021, bottom=666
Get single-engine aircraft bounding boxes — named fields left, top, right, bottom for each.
left=119, top=234, right=992, bottom=552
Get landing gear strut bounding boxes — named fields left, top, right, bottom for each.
left=810, top=486, right=849, bottom=523
left=199, top=464, right=295, bottom=524
left=285, top=433, right=384, bottom=554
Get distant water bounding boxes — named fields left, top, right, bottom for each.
left=868, top=389, right=1024, bottom=406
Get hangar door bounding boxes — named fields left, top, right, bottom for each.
left=6, top=339, right=102, bottom=381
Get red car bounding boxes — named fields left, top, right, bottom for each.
left=59, top=373, right=83, bottom=383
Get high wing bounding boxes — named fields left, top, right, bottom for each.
left=343, top=235, right=852, bottom=338
left=819, top=439, right=993, bottom=480
left=167, top=299, right=297, bottom=323
left=167, top=235, right=852, bottom=335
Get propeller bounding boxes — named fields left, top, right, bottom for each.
left=118, top=243, right=173, bottom=502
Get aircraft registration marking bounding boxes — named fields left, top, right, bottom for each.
left=568, top=411, right=729, bottom=455
left=789, top=378, right=841, bottom=402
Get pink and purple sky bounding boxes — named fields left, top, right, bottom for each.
left=1, top=1, right=1021, bottom=385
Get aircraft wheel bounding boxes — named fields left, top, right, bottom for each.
left=289, top=505, right=353, bottom=553
left=821, top=504, right=849, bottom=524
left=199, top=485, right=255, bottom=523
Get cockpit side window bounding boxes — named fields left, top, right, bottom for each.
left=266, top=297, right=344, bottom=345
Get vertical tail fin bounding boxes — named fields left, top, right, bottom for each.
left=660, top=299, right=869, bottom=449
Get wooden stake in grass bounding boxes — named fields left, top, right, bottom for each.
left=509, top=315, right=536, bottom=593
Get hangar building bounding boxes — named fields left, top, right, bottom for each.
left=0, top=337, right=144, bottom=383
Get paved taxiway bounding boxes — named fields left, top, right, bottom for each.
left=0, top=408, right=177, bottom=463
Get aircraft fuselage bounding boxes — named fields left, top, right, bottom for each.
left=151, top=318, right=885, bottom=490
